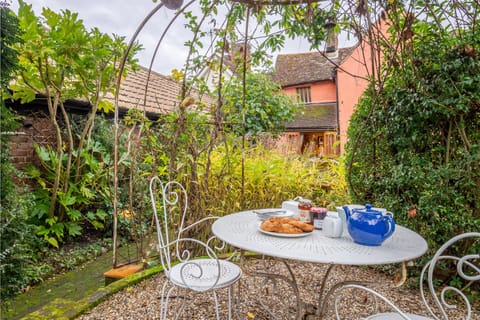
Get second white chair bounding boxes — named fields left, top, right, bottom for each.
left=329, top=232, right=479, bottom=319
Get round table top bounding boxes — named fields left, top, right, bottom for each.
left=212, top=210, right=428, bottom=265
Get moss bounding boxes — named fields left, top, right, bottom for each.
left=13, top=252, right=251, bottom=319
left=18, top=266, right=163, bottom=320
left=20, top=299, right=72, bottom=319
left=20, top=297, right=92, bottom=319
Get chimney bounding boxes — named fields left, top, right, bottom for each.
left=325, top=19, right=338, bottom=58
left=227, top=41, right=251, bottom=74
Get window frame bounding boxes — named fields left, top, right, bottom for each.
left=296, top=86, right=311, bottom=103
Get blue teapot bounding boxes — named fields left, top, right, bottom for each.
left=343, top=204, right=395, bottom=246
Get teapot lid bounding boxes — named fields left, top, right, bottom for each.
left=361, top=204, right=382, bottom=214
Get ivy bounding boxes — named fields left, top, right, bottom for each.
left=346, top=2, right=480, bottom=258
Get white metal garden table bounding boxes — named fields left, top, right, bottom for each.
left=212, top=210, right=428, bottom=319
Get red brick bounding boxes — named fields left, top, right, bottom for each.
left=9, top=150, right=28, bottom=157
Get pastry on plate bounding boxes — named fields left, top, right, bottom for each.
left=260, top=217, right=314, bottom=234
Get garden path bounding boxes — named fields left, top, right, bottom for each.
left=2, top=242, right=144, bottom=320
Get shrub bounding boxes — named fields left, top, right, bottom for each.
left=25, top=132, right=112, bottom=246
left=0, top=105, right=41, bottom=304
left=345, top=7, right=480, bottom=256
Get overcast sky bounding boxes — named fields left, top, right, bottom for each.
left=7, top=0, right=356, bottom=75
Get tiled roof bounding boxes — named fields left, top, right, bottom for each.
left=106, top=66, right=213, bottom=115
left=273, top=47, right=355, bottom=87
left=6, top=66, right=213, bottom=119
left=284, top=103, right=337, bottom=131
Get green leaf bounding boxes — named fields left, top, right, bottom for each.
left=36, top=146, right=51, bottom=162
left=37, top=225, right=49, bottom=235
left=98, top=99, right=114, bottom=113
left=90, top=220, right=104, bottom=229
left=68, top=209, right=82, bottom=221
left=95, top=209, right=108, bottom=220
left=58, top=192, right=76, bottom=207
left=65, top=222, right=82, bottom=236
left=46, top=236, right=59, bottom=248
left=10, top=83, right=37, bottom=103
left=45, top=217, right=57, bottom=226
left=50, top=223, right=64, bottom=238
left=144, top=155, right=153, bottom=164
left=24, top=164, right=42, bottom=178
left=80, top=185, right=95, bottom=199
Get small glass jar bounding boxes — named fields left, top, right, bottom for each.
left=310, top=207, right=327, bottom=229
left=298, top=199, right=313, bottom=223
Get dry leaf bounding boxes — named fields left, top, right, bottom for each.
left=408, top=205, right=417, bottom=218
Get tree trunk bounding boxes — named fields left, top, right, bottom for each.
left=48, top=117, right=63, bottom=218
left=39, top=58, right=64, bottom=219
left=74, top=102, right=98, bottom=184
left=58, top=101, right=74, bottom=222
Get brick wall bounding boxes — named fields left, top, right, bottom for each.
left=7, top=111, right=57, bottom=170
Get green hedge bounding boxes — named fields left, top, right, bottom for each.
left=345, top=6, right=480, bottom=257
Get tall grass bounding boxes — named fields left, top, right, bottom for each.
left=196, top=142, right=350, bottom=217
left=114, top=110, right=350, bottom=261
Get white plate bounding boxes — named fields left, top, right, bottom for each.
left=254, top=208, right=295, bottom=220
left=257, top=226, right=313, bottom=238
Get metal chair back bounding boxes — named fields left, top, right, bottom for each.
left=149, top=177, right=242, bottom=319
left=330, top=232, right=479, bottom=320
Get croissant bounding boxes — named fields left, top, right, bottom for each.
left=260, top=217, right=314, bottom=234
left=285, top=219, right=315, bottom=232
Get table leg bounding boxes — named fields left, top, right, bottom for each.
left=236, top=254, right=381, bottom=320
left=276, top=264, right=373, bottom=319
left=238, top=253, right=303, bottom=319
left=316, top=264, right=336, bottom=318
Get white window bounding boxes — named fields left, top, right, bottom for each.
left=296, top=87, right=311, bottom=103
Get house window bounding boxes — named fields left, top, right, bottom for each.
left=296, top=87, right=311, bottom=103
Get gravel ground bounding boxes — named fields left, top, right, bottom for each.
left=78, top=257, right=475, bottom=320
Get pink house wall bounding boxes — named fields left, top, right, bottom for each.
left=283, top=81, right=336, bottom=103
left=336, top=18, right=388, bottom=154
left=278, top=17, right=389, bottom=155
left=336, top=46, right=371, bottom=153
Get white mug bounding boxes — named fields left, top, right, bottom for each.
left=336, top=207, right=348, bottom=235
left=323, top=213, right=343, bottom=238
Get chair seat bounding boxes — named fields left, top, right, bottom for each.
left=168, top=258, right=242, bottom=292
left=365, top=312, right=432, bottom=320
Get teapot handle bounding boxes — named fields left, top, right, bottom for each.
left=383, top=215, right=395, bottom=239
left=385, top=211, right=394, bottom=218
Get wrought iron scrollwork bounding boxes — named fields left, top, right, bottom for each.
left=329, top=232, right=480, bottom=320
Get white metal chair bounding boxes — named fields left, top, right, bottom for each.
left=149, top=176, right=242, bottom=320
left=329, top=232, right=479, bottom=320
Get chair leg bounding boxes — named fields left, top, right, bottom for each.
left=227, top=286, right=233, bottom=320
left=159, top=282, right=169, bottom=320
left=160, top=283, right=188, bottom=320
left=212, top=290, right=220, bottom=320
left=163, top=285, right=239, bottom=320
left=233, top=279, right=243, bottom=320
left=160, top=281, right=175, bottom=320
left=173, top=288, right=187, bottom=320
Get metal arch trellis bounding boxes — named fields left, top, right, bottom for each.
left=113, top=1, right=164, bottom=269
left=111, top=0, right=333, bottom=267
left=112, top=0, right=224, bottom=267
left=112, top=0, right=236, bottom=268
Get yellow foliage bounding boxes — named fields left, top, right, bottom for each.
left=170, top=68, right=184, bottom=82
